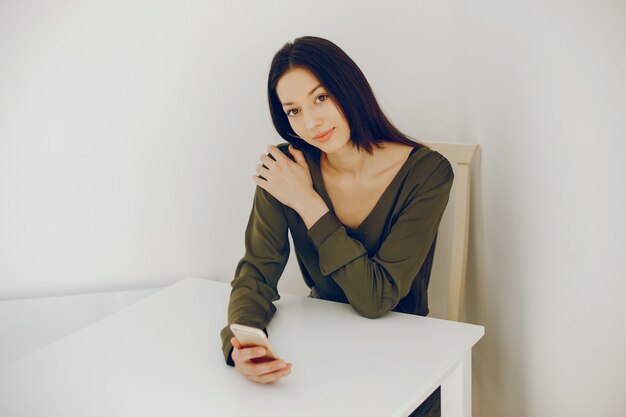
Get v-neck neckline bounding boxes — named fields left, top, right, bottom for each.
left=309, top=146, right=423, bottom=231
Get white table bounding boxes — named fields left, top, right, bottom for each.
left=0, top=278, right=483, bottom=417
left=0, top=287, right=159, bottom=368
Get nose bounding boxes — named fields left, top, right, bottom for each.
left=304, top=112, right=322, bottom=130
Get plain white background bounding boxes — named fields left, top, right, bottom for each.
left=1, top=1, right=624, bottom=416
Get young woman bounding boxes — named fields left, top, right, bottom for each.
left=220, top=36, right=453, bottom=416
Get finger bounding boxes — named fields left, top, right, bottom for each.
left=289, top=145, right=307, bottom=166
left=247, top=366, right=292, bottom=384
left=252, top=175, right=269, bottom=189
left=247, top=359, right=287, bottom=376
left=231, top=337, right=243, bottom=350
left=255, top=163, right=271, bottom=177
left=237, top=346, right=267, bottom=362
left=235, top=350, right=279, bottom=375
left=259, top=154, right=278, bottom=169
left=232, top=346, right=262, bottom=370
left=248, top=369, right=290, bottom=384
left=267, top=145, right=288, bottom=163
left=230, top=340, right=244, bottom=365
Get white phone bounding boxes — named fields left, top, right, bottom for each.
left=230, top=323, right=279, bottom=361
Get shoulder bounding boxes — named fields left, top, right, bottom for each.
left=276, top=142, right=320, bottom=164
left=274, top=142, right=305, bottom=162
left=406, top=145, right=454, bottom=190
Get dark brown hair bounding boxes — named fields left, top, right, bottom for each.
left=267, top=36, right=426, bottom=154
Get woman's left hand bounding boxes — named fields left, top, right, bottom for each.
left=252, top=145, right=316, bottom=210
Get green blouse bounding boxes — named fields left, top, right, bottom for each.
left=220, top=143, right=454, bottom=365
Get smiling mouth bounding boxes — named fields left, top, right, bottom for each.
left=314, top=128, right=334, bottom=142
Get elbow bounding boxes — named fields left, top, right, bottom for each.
left=361, top=310, right=387, bottom=319
left=350, top=291, right=400, bottom=318
left=349, top=279, right=401, bottom=319
left=353, top=302, right=392, bottom=319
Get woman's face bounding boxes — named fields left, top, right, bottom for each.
left=275, top=67, right=351, bottom=153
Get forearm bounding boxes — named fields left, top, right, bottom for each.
left=220, top=185, right=288, bottom=365
left=221, top=278, right=278, bottom=365
left=307, top=214, right=405, bottom=318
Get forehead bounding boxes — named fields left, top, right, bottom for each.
left=276, top=68, right=323, bottom=105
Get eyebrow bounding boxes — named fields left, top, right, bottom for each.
left=281, top=85, right=324, bottom=107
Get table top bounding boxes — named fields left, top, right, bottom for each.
left=0, top=278, right=483, bottom=417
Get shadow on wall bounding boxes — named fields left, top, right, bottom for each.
left=463, top=147, right=530, bottom=417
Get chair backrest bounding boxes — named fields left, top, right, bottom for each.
left=424, top=142, right=478, bottom=322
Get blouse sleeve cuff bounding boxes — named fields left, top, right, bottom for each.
left=220, top=326, right=236, bottom=367
left=307, top=211, right=343, bottom=249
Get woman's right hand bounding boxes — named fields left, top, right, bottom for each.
left=230, top=337, right=293, bottom=384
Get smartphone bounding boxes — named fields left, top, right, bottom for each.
left=230, top=323, right=279, bottom=362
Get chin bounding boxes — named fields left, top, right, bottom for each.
left=323, top=140, right=351, bottom=154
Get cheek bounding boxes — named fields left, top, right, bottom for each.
left=289, top=119, right=305, bottom=135
left=329, top=99, right=347, bottom=121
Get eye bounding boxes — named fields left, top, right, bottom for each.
left=285, top=94, right=329, bottom=117
left=315, top=94, right=328, bottom=103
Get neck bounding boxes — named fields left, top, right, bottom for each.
left=321, top=143, right=373, bottom=178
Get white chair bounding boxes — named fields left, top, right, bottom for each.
left=424, top=142, right=479, bottom=322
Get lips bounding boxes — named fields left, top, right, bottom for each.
left=314, top=128, right=334, bottom=141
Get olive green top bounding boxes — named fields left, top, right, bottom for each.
left=220, top=143, right=454, bottom=365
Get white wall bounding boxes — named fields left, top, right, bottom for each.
left=456, top=1, right=626, bottom=416
left=0, top=0, right=457, bottom=297
left=1, top=0, right=625, bottom=416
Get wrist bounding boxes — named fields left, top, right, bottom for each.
left=296, top=191, right=329, bottom=229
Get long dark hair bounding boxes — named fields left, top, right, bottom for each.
left=267, top=36, right=426, bottom=154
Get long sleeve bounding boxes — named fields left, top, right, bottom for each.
left=306, top=154, right=454, bottom=319
left=219, top=185, right=290, bottom=366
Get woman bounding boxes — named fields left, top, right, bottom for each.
left=220, top=36, right=453, bottom=416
